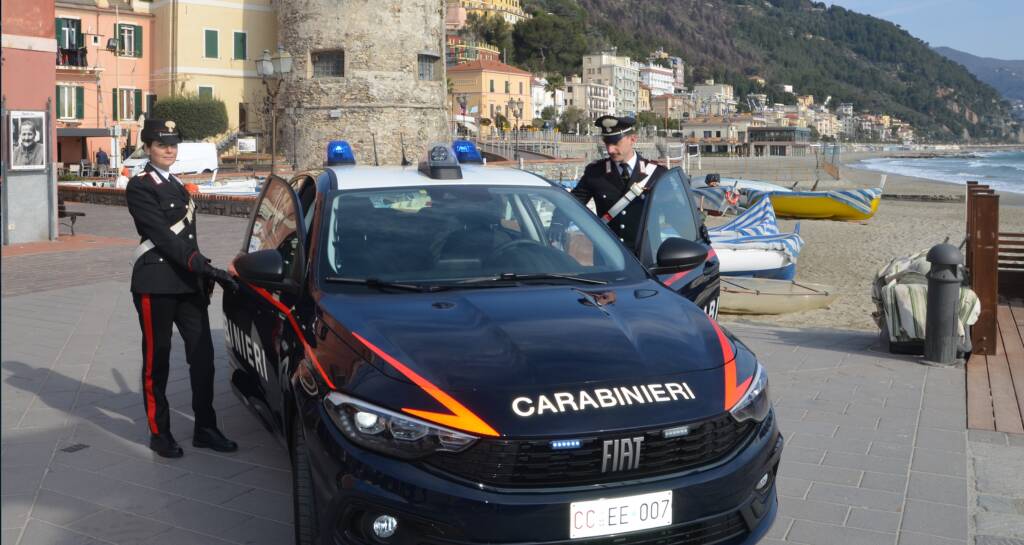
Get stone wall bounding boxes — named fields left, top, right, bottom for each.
left=59, top=186, right=256, bottom=218
left=277, top=0, right=449, bottom=169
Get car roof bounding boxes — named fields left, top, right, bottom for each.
left=324, top=164, right=552, bottom=191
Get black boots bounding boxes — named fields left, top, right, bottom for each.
left=192, top=426, right=239, bottom=453
left=149, top=433, right=184, bottom=458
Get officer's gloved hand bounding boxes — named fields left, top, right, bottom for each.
left=208, top=267, right=239, bottom=293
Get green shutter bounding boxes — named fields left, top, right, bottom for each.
left=56, top=18, right=64, bottom=43
left=134, top=25, right=142, bottom=57
left=233, top=32, right=246, bottom=60
left=134, top=89, right=142, bottom=118
left=56, top=86, right=63, bottom=118
left=114, top=23, right=121, bottom=54
left=76, top=86, right=85, bottom=119
left=204, top=30, right=217, bottom=58
left=72, top=19, right=83, bottom=48
left=112, top=88, right=118, bottom=121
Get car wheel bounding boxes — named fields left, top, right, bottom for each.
left=292, top=415, right=319, bottom=545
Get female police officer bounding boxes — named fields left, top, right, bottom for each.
left=126, top=118, right=238, bottom=458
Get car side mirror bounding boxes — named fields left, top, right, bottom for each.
left=651, top=237, right=708, bottom=274
left=233, top=249, right=286, bottom=287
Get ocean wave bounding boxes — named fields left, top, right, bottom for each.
left=850, top=156, right=1024, bottom=194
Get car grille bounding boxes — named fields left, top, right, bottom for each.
left=426, top=413, right=755, bottom=488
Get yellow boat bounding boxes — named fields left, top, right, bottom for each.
left=761, top=187, right=883, bottom=221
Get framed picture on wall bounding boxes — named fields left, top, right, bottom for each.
left=9, top=111, right=47, bottom=171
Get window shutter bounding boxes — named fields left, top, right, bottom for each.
left=205, top=30, right=217, bottom=58
left=112, top=88, right=119, bottom=121
left=134, top=25, right=142, bottom=57
left=134, top=89, right=142, bottom=118
left=73, top=19, right=83, bottom=48
left=76, top=87, right=85, bottom=119
left=56, top=19, right=64, bottom=43
left=234, top=32, right=246, bottom=60
left=114, top=23, right=121, bottom=54
left=56, top=86, right=63, bottom=118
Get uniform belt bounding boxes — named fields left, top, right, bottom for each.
left=601, top=162, right=658, bottom=224
left=130, top=200, right=196, bottom=266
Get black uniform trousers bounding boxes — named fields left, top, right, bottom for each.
left=132, top=290, right=217, bottom=436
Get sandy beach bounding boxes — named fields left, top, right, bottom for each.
left=693, top=151, right=1024, bottom=331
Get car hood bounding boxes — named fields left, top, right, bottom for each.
left=320, top=280, right=735, bottom=436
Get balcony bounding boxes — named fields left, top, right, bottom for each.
left=56, top=48, right=102, bottom=74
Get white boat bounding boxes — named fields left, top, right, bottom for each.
left=719, top=277, right=836, bottom=315
left=719, top=177, right=793, bottom=193
left=197, top=178, right=262, bottom=196
left=715, top=247, right=795, bottom=280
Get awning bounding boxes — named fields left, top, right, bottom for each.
left=57, top=127, right=113, bottom=138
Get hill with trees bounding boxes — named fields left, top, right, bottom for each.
left=464, top=0, right=1019, bottom=142
left=934, top=47, right=1024, bottom=102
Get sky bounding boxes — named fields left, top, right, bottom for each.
left=822, top=0, right=1023, bottom=59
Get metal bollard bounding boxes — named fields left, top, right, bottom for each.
left=924, top=243, right=963, bottom=365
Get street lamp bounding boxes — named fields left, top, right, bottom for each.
left=506, top=97, right=523, bottom=160
left=255, top=46, right=293, bottom=176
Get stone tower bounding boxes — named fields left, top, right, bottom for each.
left=276, top=0, right=449, bottom=168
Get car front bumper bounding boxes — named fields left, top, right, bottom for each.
left=301, top=401, right=782, bottom=545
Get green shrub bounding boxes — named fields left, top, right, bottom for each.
left=151, top=95, right=228, bottom=140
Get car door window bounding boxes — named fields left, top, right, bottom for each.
left=639, top=169, right=700, bottom=266
left=248, top=179, right=302, bottom=278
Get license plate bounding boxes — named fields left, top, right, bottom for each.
left=569, top=490, right=672, bottom=539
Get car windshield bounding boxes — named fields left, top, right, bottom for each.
left=319, top=184, right=647, bottom=288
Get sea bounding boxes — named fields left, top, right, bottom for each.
left=852, top=150, right=1024, bottom=194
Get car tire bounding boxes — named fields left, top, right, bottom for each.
left=292, top=415, right=319, bottom=545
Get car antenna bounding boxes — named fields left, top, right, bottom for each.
left=371, top=132, right=380, bottom=166
left=399, top=132, right=411, bottom=166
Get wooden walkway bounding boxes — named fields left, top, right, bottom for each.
left=967, top=298, right=1024, bottom=434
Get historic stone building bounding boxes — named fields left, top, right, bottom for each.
left=277, top=0, right=449, bottom=168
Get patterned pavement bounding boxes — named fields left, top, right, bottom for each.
left=0, top=202, right=1003, bottom=545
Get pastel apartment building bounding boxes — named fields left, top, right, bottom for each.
left=54, top=0, right=152, bottom=165
left=448, top=59, right=533, bottom=127
left=144, top=0, right=278, bottom=132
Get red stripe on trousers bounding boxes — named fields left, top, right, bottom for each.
left=141, top=294, right=159, bottom=434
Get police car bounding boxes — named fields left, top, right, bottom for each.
left=223, top=140, right=781, bottom=545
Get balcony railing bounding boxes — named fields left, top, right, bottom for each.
left=57, top=48, right=88, bottom=68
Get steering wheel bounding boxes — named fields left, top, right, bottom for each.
left=487, top=239, right=546, bottom=260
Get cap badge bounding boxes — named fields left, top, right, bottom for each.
left=601, top=118, right=618, bottom=129
left=165, top=121, right=176, bottom=131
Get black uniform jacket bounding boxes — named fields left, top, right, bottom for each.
left=126, top=164, right=205, bottom=295
left=570, top=153, right=668, bottom=244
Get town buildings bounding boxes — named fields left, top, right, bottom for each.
left=54, top=0, right=153, bottom=165
left=147, top=0, right=277, bottom=132
left=582, top=50, right=639, bottom=116
left=448, top=0, right=529, bottom=26
left=639, top=63, right=674, bottom=97
left=449, top=59, right=534, bottom=128
left=565, top=75, right=614, bottom=121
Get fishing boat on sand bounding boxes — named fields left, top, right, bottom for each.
left=708, top=197, right=804, bottom=280
left=748, top=181, right=885, bottom=221
left=719, top=277, right=837, bottom=315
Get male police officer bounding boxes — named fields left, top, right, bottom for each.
left=126, top=119, right=238, bottom=458
left=571, top=116, right=668, bottom=248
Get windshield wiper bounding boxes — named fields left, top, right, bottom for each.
left=324, top=276, right=449, bottom=292
left=458, top=272, right=607, bottom=285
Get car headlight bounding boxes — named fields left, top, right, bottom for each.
left=324, top=392, right=478, bottom=460
left=729, top=360, right=771, bottom=423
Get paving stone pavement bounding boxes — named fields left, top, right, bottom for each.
left=0, top=203, right=988, bottom=545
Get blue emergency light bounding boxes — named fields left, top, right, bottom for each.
left=452, top=139, right=483, bottom=164
left=326, top=140, right=356, bottom=166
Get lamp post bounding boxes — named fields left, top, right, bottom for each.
left=255, top=46, right=293, bottom=176
left=506, top=97, right=523, bottom=160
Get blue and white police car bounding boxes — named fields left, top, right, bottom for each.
left=223, top=140, right=781, bottom=545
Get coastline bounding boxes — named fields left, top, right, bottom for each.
left=710, top=151, right=1024, bottom=332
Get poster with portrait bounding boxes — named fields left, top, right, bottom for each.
left=9, top=111, right=47, bottom=171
